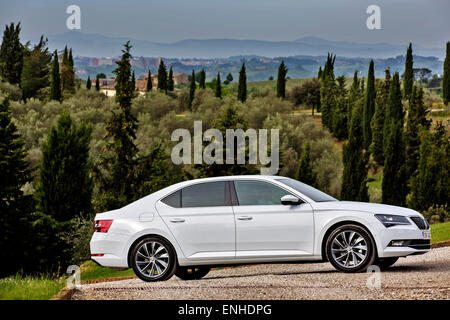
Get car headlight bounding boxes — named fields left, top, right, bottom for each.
left=374, top=214, right=411, bottom=227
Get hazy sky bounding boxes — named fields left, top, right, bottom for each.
left=1, top=0, right=449, bottom=47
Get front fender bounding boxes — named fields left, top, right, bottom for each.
left=314, top=211, right=382, bottom=258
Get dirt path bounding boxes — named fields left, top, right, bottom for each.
left=72, top=247, right=450, bottom=300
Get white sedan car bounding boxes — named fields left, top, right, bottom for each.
left=90, top=175, right=431, bottom=282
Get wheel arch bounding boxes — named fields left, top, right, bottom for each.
left=320, top=220, right=378, bottom=262
left=126, top=233, right=179, bottom=268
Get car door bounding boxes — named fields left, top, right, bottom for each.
left=155, top=181, right=235, bottom=261
left=232, top=180, right=314, bottom=259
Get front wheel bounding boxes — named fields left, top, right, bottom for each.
left=175, top=267, right=211, bottom=280
left=130, top=237, right=177, bottom=282
left=326, top=224, right=376, bottom=273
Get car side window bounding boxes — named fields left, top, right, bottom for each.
left=181, top=181, right=227, bottom=207
left=233, top=180, right=292, bottom=205
left=161, top=190, right=181, bottom=208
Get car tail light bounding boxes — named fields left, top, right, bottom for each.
left=94, top=220, right=113, bottom=233
left=91, top=254, right=104, bottom=257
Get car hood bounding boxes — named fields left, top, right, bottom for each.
left=310, top=201, right=422, bottom=217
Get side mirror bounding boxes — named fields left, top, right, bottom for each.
left=281, top=195, right=302, bottom=205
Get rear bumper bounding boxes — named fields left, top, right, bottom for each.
left=90, top=232, right=129, bottom=268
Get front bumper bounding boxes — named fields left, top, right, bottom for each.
left=376, top=225, right=431, bottom=258
left=90, top=232, right=129, bottom=268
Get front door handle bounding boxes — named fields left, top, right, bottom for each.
left=237, top=216, right=253, bottom=221
left=170, top=218, right=185, bottom=223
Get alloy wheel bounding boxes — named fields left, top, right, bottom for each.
left=135, top=240, right=170, bottom=279
left=330, top=230, right=368, bottom=269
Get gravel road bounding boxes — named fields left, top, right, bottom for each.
left=72, top=247, right=450, bottom=300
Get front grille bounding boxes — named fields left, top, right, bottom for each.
left=410, top=216, right=429, bottom=230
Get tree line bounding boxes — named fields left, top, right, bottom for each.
left=319, top=44, right=449, bottom=215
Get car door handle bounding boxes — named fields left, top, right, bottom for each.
left=237, top=216, right=253, bottom=221
left=169, top=218, right=185, bottom=223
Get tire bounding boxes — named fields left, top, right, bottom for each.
left=130, top=236, right=177, bottom=282
left=326, top=224, right=376, bottom=273
left=374, top=257, right=399, bottom=270
left=175, top=266, right=211, bottom=280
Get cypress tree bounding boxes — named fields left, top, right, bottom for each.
left=405, top=86, right=431, bottom=180
left=363, top=60, right=376, bottom=149
left=20, top=36, right=51, bottom=100
left=382, top=119, right=407, bottom=206
left=167, top=66, right=174, bottom=91
left=95, top=76, right=100, bottom=91
left=215, top=72, right=222, bottom=98
left=317, top=66, right=323, bottom=79
left=370, top=69, right=391, bottom=165
left=94, top=41, right=139, bottom=210
left=66, top=48, right=75, bottom=94
left=403, top=43, right=414, bottom=99
left=383, top=72, right=403, bottom=155
left=237, top=63, right=247, bottom=103
left=60, top=46, right=69, bottom=91
left=199, top=69, right=206, bottom=89
left=276, top=60, right=288, bottom=98
left=295, top=142, right=317, bottom=187
left=146, top=69, right=152, bottom=92
left=0, top=22, right=24, bottom=85
left=408, top=123, right=449, bottom=211
left=131, top=70, right=136, bottom=91
left=189, top=69, right=196, bottom=109
left=347, top=71, right=361, bottom=132
left=320, top=53, right=336, bottom=130
left=341, top=100, right=369, bottom=201
left=331, top=76, right=348, bottom=140
left=86, top=75, right=91, bottom=90
left=37, top=112, right=93, bottom=222
left=50, top=50, right=61, bottom=101
left=0, top=97, right=34, bottom=276
left=95, top=42, right=170, bottom=211
left=443, top=42, right=450, bottom=105
left=157, top=58, right=167, bottom=93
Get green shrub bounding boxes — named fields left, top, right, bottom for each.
left=422, top=205, right=449, bottom=224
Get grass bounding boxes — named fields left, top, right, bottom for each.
left=430, top=221, right=450, bottom=244
left=368, top=169, right=383, bottom=203
left=80, top=260, right=135, bottom=281
left=0, top=275, right=65, bottom=300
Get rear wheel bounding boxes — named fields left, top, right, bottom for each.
left=375, top=257, right=399, bottom=270
left=326, top=224, right=376, bottom=273
left=130, top=236, right=177, bottom=282
left=175, top=266, right=211, bottom=280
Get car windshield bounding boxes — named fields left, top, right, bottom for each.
left=275, top=178, right=338, bottom=202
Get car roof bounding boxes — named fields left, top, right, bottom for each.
left=179, top=175, right=281, bottom=183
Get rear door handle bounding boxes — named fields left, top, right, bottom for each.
left=170, top=218, right=185, bottom=223
left=237, top=216, right=253, bottom=221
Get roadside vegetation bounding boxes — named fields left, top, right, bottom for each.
left=0, top=275, right=64, bottom=300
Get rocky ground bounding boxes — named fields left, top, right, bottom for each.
left=72, top=247, right=449, bottom=300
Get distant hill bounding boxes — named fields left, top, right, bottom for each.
left=42, top=32, right=446, bottom=60
left=73, top=54, right=443, bottom=82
